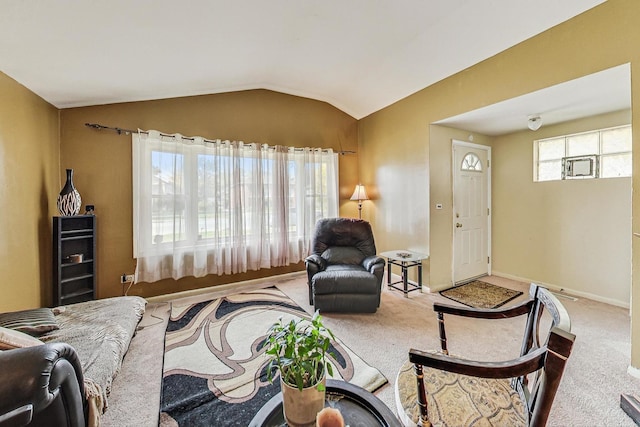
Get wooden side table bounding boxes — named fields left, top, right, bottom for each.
left=248, top=379, right=401, bottom=427
left=380, top=250, right=428, bottom=298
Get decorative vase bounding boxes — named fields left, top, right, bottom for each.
left=57, top=169, right=82, bottom=216
left=280, top=373, right=326, bottom=427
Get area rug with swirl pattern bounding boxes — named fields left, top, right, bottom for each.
left=440, top=280, right=523, bottom=309
left=159, top=287, right=388, bottom=426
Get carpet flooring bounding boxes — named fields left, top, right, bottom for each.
left=440, top=280, right=523, bottom=309
left=159, top=287, right=386, bottom=426
left=102, top=273, right=640, bottom=427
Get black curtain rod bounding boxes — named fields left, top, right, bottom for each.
left=85, top=123, right=135, bottom=135
left=84, top=123, right=355, bottom=155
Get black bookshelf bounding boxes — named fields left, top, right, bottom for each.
left=53, top=215, right=96, bottom=306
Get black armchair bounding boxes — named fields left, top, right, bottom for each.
left=305, top=218, right=385, bottom=313
left=0, top=343, right=87, bottom=427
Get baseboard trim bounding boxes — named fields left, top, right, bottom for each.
left=628, top=365, right=640, bottom=379
left=492, top=270, right=630, bottom=309
left=147, top=271, right=306, bottom=303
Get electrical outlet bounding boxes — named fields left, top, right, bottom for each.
left=120, top=274, right=134, bottom=283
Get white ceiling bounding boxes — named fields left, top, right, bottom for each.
left=436, top=64, right=632, bottom=136
left=0, top=0, right=606, bottom=120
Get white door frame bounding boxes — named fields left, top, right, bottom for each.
left=451, top=140, right=492, bottom=284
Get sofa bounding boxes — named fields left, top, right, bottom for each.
left=0, top=296, right=146, bottom=426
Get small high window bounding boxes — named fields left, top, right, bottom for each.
left=534, top=125, right=631, bottom=182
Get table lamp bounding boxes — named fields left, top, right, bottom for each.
left=350, top=184, right=369, bottom=219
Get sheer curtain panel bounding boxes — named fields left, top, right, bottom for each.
left=132, top=130, right=338, bottom=283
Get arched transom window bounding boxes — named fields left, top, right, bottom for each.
left=461, top=152, right=482, bottom=171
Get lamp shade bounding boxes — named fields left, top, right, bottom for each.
left=350, top=184, right=369, bottom=201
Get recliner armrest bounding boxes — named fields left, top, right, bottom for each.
left=0, top=343, right=87, bottom=427
left=362, top=255, right=385, bottom=272
left=305, top=253, right=327, bottom=305
left=305, top=254, right=326, bottom=272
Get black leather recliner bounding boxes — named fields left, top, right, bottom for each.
left=305, top=218, right=385, bottom=313
left=0, top=343, right=87, bottom=427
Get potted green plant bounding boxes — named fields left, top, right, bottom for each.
left=265, top=311, right=335, bottom=427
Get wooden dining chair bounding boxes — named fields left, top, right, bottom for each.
left=394, top=284, right=575, bottom=427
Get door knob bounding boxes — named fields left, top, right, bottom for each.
left=456, top=223, right=462, bottom=228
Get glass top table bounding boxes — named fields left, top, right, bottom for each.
left=248, top=379, right=401, bottom=427
left=379, top=250, right=429, bottom=297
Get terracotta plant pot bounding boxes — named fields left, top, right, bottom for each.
left=280, top=374, right=326, bottom=427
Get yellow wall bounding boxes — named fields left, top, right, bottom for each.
left=0, top=72, right=59, bottom=311
left=492, top=110, right=631, bottom=306
left=59, top=90, right=359, bottom=299
left=359, top=0, right=640, bottom=366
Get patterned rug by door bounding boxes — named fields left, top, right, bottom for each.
left=440, top=280, right=523, bottom=309
left=159, top=287, right=387, bottom=426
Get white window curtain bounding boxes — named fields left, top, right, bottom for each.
left=132, top=130, right=339, bottom=283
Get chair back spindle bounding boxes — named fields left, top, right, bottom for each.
left=437, top=312, right=448, bottom=355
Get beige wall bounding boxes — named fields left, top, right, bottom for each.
left=492, top=110, right=631, bottom=307
left=0, top=72, right=59, bottom=311
left=59, top=90, right=359, bottom=299
left=359, top=0, right=640, bottom=366
left=423, top=125, right=493, bottom=288
left=361, top=0, right=640, bottom=290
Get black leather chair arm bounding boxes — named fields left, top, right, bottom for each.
left=362, top=255, right=385, bottom=272
left=363, top=256, right=385, bottom=285
left=305, top=254, right=326, bottom=272
left=0, top=343, right=87, bottom=427
left=305, top=254, right=327, bottom=304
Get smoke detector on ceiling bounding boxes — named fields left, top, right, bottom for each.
left=528, top=115, right=543, bottom=131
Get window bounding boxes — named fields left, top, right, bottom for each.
left=133, top=130, right=339, bottom=283
left=461, top=153, right=482, bottom=171
left=534, top=125, right=632, bottom=182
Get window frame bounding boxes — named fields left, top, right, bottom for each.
left=533, top=124, right=632, bottom=182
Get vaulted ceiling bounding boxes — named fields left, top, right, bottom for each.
left=1, top=1, right=605, bottom=120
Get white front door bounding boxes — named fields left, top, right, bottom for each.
left=452, top=141, right=491, bottom=284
